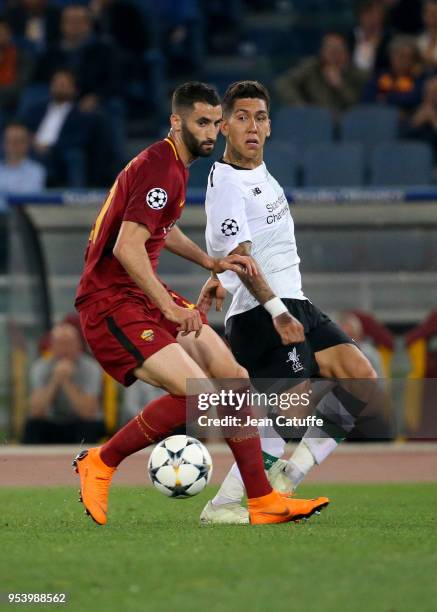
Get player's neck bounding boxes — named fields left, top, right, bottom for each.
left=167, top=131, right=196, bottom=167
left=223, top=145, right=263, bottom=170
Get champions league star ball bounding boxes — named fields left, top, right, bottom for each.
left=221, top=218, right=239, bottom=236
left=146, top=187, right=167, bottom=210
left=148, top=435, right=213, bottom=498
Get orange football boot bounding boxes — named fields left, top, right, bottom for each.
left=248, top=490, right=329, bottom=525
left=72, top=448, right=116, bottom=525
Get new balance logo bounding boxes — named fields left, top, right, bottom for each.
left=252, top=187, right=262, bottom=196
left=286, top=347, right=304, bottom=373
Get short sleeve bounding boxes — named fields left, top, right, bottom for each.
left=206, top=181, right=251, bottom=257
left=79, top=357, right=102, bottom=397
left=29, top=359, right=49, bottom=391
left=122, top=155, right=174, bottom=234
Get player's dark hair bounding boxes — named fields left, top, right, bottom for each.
left=222, top=80, right=270, bottom=117
left=172, top=81, right=220, bottom=114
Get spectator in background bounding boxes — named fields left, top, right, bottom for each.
left=89, top=0, right=162, bottom=119
left=275, top=32, right=367, bottom=116
left=401, top=75, right=437, bottom=159
left=349, top=0, right=391, bottom=73
left=20, top=69, right=116, bottom=187
left=90, top=0, right=151, bottom=56
left=205, top=0, right=242, bottom=55
left=384, top=0, right=423, bottom=35
left=153, top=0, right=203, bottom=78
left=417, top=0, right=437, bottom=70
left=123, top=381, right=164, bottom=424
left=337, top=312, right=384, bottom=377
left=23, top=323, right=104, bottom=444
left=33, top=4, right=120, bottom=113
left=0, top=122, right=45, bottom=192
left=362, top=35, right=425, bottom=115
left=5, top=0, right=60, bottom=53
left=0, top=18, right=32, bottom=119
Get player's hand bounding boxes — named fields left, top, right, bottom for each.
left=197, top=277, right=227, bottom=313
left=273, top=312, right=305, bottom=345
left=212, top=255, right=258, bottom=276
left=166, top=304, right=203, bottom=337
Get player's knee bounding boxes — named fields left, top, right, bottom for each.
left=233, top=364, right=249, bottom=380
left=213, top=356, right=249, bottom=380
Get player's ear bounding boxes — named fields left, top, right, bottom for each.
left=221, top=119, right=229, bottom=137
left=170, top=113, right=182, bottom=133
left=266, top=118, right=271, bottom=139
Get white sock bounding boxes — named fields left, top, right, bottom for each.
left=212, top=463, right=245, bottom=506
left=286, top=441, right=315, bottom=487
left=287, top=390, right=349, bottom=487
left=259, top=427, right=287, bottom=459
left=302, top=390, right=353, bottom=464
left=212, top=433, right=286, bottom=506
left=303, top=437, right=338, bottom=466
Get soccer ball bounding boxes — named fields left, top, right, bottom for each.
left=148, top=435, right=213, bottom=498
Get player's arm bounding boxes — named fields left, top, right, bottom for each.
left=231, top=241, right=304, bottom=345
left=113, top=220, right=202, bottom=335
left=205, top=181, right=303, bottom=342
left=164, top=224, right=258, bottom=276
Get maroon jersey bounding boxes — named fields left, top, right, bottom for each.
left=75, top=137, right=188, bottom=309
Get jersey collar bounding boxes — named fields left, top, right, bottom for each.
left=218, top=157, right=251, bottom=171
left=164, top=136, right=179, bottom=161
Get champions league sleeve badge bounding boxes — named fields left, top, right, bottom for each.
left=146, top=187, right=168, bottom=210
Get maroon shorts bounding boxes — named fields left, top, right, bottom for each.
left=79, top=289, right=208, bottom=386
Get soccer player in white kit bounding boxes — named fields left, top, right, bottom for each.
left=199, top=81, right=377, bottom=524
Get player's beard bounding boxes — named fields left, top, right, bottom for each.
left=181, top=122, right=215, bottom=158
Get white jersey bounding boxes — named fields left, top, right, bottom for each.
left=205, top=159, right=305, bottom=323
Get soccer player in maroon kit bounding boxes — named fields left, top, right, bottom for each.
left=73, top=82, right=328, bottom=525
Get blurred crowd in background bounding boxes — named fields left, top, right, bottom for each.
left=0, top=0, right=433, bottom=443
left=0, top=0, right=436, bottom=189
left=22, top=310, right=386, bottom=444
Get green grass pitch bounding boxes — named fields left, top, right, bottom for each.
left=1, top=484, right=436, bottom=612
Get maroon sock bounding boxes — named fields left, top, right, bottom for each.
left=225, top=434, right=272, bottom=499
left=220, top=389, right=272, bottom=499
left=100, top=394, right=186, bottom=467
left=100, top=390, right=272, bottom=499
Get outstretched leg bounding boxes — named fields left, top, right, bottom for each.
left=284, top=343, right=377, bottom=487
left=75, top=336, right=329, bottom=525
left=205, top=342, right=377, bottom=522
left=179, top=326, right=329, bottom=525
